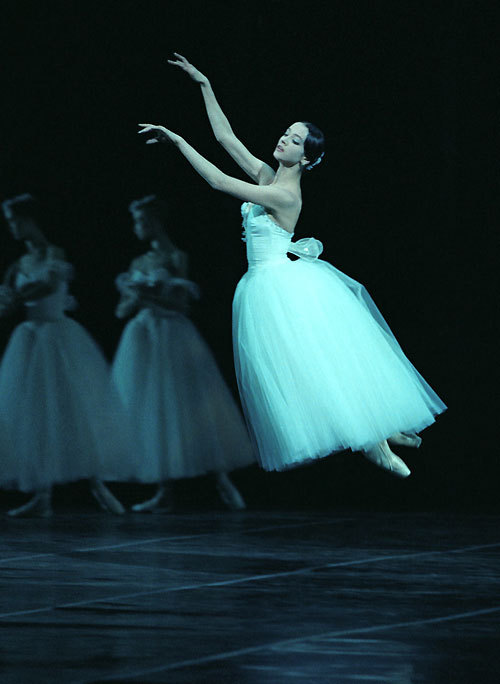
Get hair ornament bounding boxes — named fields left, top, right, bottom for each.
left=306, top=152, right=325, bottom=171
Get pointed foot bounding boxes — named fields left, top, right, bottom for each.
left=216, top=473, right=246, bottom=510
left=7, top=492, right=53, bottom=518
left=364, top=441, right=411, bottom=478
left=131, top=484, right=174, bottom=513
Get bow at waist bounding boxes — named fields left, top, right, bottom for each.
left=287, top=237, right=324, bottom=261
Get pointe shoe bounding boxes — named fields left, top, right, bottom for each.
left=131, top=484, right=173, bottom=513
left=216, top=473, right=246, bottom=511
left=90, top=479, right=125, bottom=515
left=364, top=441, right=411, bottom=478
left=7, top=491, right=53, bottom=518
left=388, top=432, right=422, bottom=448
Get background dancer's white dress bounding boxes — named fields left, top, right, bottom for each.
left=112, top=253, right=255, bottom=482
left=0, top=251, right=133, bottom=492
left=233, top=202, right=447, bottom=471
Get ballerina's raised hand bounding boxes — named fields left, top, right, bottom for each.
left=167, top=52, right=209, bottom=85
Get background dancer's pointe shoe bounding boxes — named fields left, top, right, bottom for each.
left=7, top=491, right=53, bottom=518
left=90, top=478, right=125, bottom=514
left=131, top=483, right=173, bottom=513
left=216, top=473, right=246, bottom=511
left=388, top=432, right=422, bottom=448
left=364, top=441, right=411, bottom=478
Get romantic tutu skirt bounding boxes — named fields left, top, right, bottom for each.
left=0, top=317, right=134, bottom=491
left=233, top=258, right=447, bottom=471
left=112, top=308, right=255, bottom=481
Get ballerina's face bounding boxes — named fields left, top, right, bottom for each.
left=273, top=122, right=309, bottom=168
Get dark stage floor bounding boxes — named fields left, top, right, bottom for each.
left=0, top=510, right=499, bottom=683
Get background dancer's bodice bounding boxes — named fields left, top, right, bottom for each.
left=15, top=254, right=76, bottom=321
left=116, top=250, right=200, bottom=318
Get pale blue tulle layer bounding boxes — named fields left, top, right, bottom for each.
left=233, top=258, right=447, bottom=472
left=0, top=318, right=135, bottom=491
left=112, top=309, right=255, bottom=481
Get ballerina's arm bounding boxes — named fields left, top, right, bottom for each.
left=139, top=124, right=295, bottom=211
left=168, top=53, right=274, bottom=185
left=0, top=274, right=59, bottom=316
left=128, top=284, right=192, bottom=315
left=0, top=263, right=22, bottom=316
left=115, top=264, right=141, bottom=319
left=1, top=261, right=19, bottom=291
left=15, top=274, right=60, bottom=303
left=0, top=245, right=68, bottom=314
left=115, top=289, right=140, bottom=319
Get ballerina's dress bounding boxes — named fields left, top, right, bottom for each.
left=0, top=251, right=134, bottom=492
left=232, top=202, right=447, bottom=472
left=112, top=252, right=256, bottom=482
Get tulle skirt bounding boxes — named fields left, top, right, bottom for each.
left=111, top=308, right=255, bottom=481
left=233, top=258, right=447, bottom=471
left=0, top=317, right=135, bottom=491
left=0, top=417, right=14, bottom=464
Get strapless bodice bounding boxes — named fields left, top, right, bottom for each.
left=15, top=259, right=75, bottom=320
left=241, top=202, right=293, bottom=268
left=241, top=202, right=324, bottom=270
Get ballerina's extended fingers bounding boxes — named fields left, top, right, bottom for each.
left=138, top=123, right=181, bottom=146
left=138, top=123, right=165, bottom=144
left=167, top=52, right=188, bottom=67
left=167, top=52, right=194, bottom=72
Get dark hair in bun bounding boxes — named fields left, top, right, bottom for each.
left=302, top=122, right=325, bottom=171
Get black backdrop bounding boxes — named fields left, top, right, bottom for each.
left=0, top=0, right=497, bottom=511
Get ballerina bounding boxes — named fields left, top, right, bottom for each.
left=112, top=194, right=254, bottom=511
left=0, top=194, right=129, bottom=516
left=138, top=53, right=446, bottom=478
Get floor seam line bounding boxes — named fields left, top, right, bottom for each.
left=0, top=518, right=345, bottom=563
left=0, top=540, right=499, bottom=619
left=84, top=605, right=500, bottom=681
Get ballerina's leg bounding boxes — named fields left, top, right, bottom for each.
left=131, top=482, right=174, bottom=513
left=89, top=478, right=126, bottom=515
left=7, top=488, right=53, bottom=518
left=215, top=472, right=246, bottom=510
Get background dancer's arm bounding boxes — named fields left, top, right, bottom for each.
left=115, top=291, right=140, bottom=319
left=126, top=282, right=191, bottom=315
left=115, top=264, right=141, bottom=319
left=0, top=262, right=59, bottom=315
left=15, top=277, right=58, bottom=303
left=0, top=264, right=19, bottom=316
